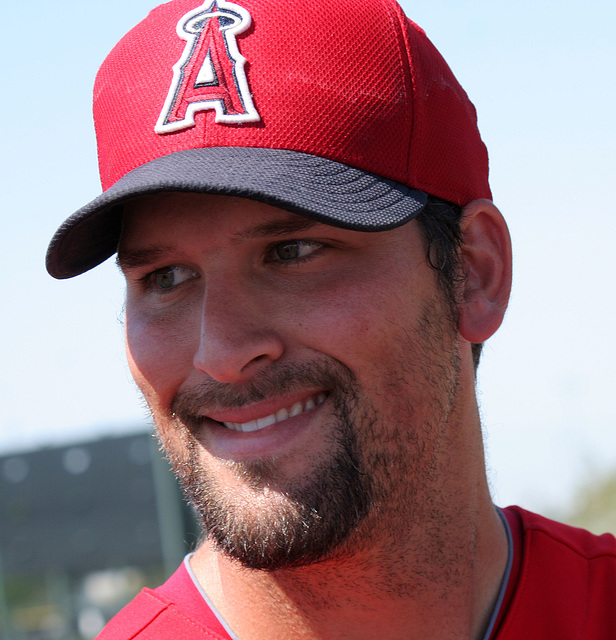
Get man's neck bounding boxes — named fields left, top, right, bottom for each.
left=189, top=495, right=508, bottom=640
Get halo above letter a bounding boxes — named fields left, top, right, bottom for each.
left=156, top=0, right=260, bottom=134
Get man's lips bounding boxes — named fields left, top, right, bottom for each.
left=205, top=392, right=328, bottom=433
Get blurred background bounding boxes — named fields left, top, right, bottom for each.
left=1, top=0, right=615, bottom=637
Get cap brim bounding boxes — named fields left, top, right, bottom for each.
left=46, top=147, right=427, bottom=279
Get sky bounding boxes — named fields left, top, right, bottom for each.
left=2, top=0, right=615, bottom=518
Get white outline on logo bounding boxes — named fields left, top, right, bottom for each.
left=155, top=0, right=260, bottom=134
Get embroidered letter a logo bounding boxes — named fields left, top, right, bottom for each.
left=156, top=0, right=260, bottom=133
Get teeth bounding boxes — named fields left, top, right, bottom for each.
left=257, top=414, right=277, bottom=430
left=222, top=393, right=327, bottom=433
left=275, top=407, right=290, bottom=421
left=242, top=420, right=260, bottom=432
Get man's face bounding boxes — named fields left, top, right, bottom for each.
left=119, top=193, right=464, bottom=570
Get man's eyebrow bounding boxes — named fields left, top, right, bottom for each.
left=116, top=216, right=321, bottom=270
left=232, top=215, right=320, bottom=241
left=116, top=246, right=175, bottom=272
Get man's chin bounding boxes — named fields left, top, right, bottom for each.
left=197, top=489, right=363, bottom=571
left=173, top=435, right=371, bottom=571
left=150, top=360, right=373, bottom=570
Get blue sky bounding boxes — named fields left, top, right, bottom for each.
left=2, top=0, right=615, bottom=516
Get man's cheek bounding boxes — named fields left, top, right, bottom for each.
left=125, top=321, right=191, bottom=404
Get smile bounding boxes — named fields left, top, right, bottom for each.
left=222, top=393, right=327, bottom=433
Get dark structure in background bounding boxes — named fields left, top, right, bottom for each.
left=0, top=431, right=198, bottom=640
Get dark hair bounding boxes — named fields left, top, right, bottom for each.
left=414, top=196, right=483, bottom=371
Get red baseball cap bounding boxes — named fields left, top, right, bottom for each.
left=46, top=0, right=491, bottom=279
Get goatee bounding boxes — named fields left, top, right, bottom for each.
left=157, top=360, right=375, bottom=570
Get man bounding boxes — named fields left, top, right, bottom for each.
left=46, top=0, right=616, bottom=638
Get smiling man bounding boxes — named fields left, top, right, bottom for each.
left=46, top=0, right=616, bottom=638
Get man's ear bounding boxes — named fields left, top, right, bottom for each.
left=458, top=199, right=512, bottom=343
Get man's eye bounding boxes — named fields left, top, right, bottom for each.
left=149, top=266, right=197, bottom=291
left=270, top=240, right=322, bottom=262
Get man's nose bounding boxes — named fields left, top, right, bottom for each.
left=192, top=277, right=285, bottom=383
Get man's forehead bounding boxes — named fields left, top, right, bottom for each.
left=118, top=192, right=327, bottom=258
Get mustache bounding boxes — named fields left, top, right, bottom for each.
left=170, top=358, right=356, bottom=423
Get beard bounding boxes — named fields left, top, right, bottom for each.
left=150, top=296, right=461, bottom=573
left=157, top=359, right=376, bottom=570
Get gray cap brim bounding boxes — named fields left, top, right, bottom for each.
left=46, top=147, right=427, bottom=279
